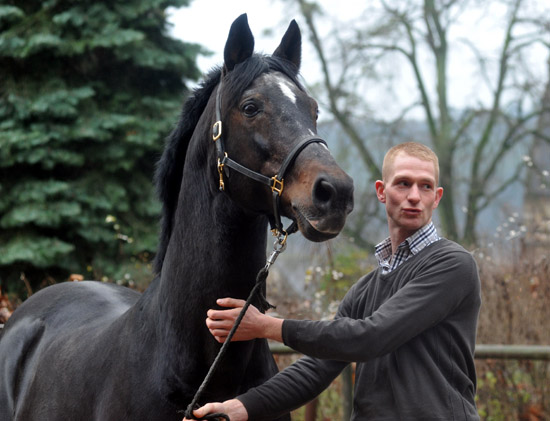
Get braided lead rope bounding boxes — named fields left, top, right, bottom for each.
left=183, top=234, right=288, bottom=421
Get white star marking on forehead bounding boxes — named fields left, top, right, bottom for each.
left=277, top=79, right=297, bottom=105
left=263, top=73, right=297, bottom=105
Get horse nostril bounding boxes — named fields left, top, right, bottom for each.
left=313, top=178, right=336, bottom=209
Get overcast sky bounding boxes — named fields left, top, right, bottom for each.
left=168, top=1, right=549, bottom=119
left=169, top=1, right=296, bottom=74
left=166, top=0, right=363, bottom=87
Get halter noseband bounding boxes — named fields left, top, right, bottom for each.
left=212, top=77, right=327, bottom=238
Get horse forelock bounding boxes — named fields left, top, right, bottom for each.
left=153, top=54, right=303, bottom=275
left=222, top=54, right=303, bottom=113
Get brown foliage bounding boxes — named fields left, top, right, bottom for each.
left=474, top=251, right=550, bottom=420
left=476, top=254, right=550, bottom=345
left=0, top=291, right=17, bottom=324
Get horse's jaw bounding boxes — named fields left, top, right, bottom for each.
left=282, top=171, right=354, bottom=242
left=289, top=204, right=351, bottom=242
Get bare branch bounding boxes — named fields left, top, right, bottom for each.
left=477, top=162, right=524, bottom=212
left=481, top=107, right=542, bottom=185
left=470, top=0, right=522, bottom=187
left=450, top=109, right=480, bottom=145
left=351, top=42, right=411, bottom=58
left=458, top=38, right=497, bottom=96
left=530, top=130, right=550, bottom=144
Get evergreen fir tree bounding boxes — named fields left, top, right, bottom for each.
left=0, top=0, right=202, bottom=294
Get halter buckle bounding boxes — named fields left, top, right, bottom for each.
left=217, top=153, right=227, bottom=191
left=270, top=176, right=284, bottom=195
left=212, top=121, right=222, bottom=141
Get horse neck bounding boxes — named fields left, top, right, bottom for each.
left=150, top=162, right=269, bottom=336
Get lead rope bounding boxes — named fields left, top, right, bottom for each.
left=183, top=231, right=289, bottom=421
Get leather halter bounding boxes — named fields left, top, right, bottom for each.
left=212, top=76, right=327, bottom=237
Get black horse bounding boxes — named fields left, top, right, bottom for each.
left=0, top=14, right=353, bottom=420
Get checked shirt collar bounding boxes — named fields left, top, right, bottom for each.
left=375, top=222, right=440, bottom=274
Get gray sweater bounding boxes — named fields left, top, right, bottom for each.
left=238, top=239, right=481, bottom=420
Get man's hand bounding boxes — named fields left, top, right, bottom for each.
left=206, top=298, right=283, bottom=343
left=182, top=398, right=248, bottom=421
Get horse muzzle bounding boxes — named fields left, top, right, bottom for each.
left=288, top=172, right=354, bottom=242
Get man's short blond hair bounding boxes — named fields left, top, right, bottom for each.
left=382, top=142, right=440, bottom=185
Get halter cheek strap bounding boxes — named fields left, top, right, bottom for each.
left=212, top=80, right=327, bottom=237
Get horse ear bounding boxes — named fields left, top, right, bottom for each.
left=224, top=14, right=255, bottom=72
left=273, top=20, right=301, bottom=70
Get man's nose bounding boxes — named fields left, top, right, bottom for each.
left=407, top=184, right=421, bottom=203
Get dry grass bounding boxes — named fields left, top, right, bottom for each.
left=474, top=251, right=550, bottom=420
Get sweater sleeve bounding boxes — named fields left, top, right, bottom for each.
left=237, top=356, right=347, bottom=420
left=282, top=247, right=480, bottom=362
left=236, top=298, right=355, bottom=420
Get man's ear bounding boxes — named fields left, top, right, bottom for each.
left=433, top=186, right=444, bottom=209
left=375, top=180, right=386, bottom=203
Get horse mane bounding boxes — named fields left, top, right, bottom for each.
left=153, top=54, right=303, bottom=275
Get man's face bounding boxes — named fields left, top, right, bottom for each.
left=375, top=152, right=443, bottom=243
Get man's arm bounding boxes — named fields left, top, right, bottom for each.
left=184, top=355, right=347, bottom=421
left=206, top=246, right=479, bottom=363
left=283, top=247, right=480, bottom=362
left=206, top=298, right=283, bottom=343
left=190, top=295, right=353, bottom=421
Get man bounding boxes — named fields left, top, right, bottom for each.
left=185, top=142, right=481, bottom=420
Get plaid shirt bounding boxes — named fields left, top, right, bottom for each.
left=375, top=222, right=440, bottom=274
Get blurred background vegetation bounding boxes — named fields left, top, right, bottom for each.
left=1, top=0, right=549, bottom=420
left=0, top=0, right=202, bottom=293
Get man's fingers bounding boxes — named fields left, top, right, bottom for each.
left=193, top=402, right=224, bottom=418
left=206, top=317, right=235, bottom=330
left=207, top=308, right=239, bottom=320
left=209, top=327, right=229, bottom=338
left=216, top=297, right=246, bottom=308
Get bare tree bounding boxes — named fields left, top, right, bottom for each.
left=291, top=0, right=550, bottom=246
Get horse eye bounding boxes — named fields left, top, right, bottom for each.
left=242, top=102, right=259, bottom=117
left=315, top=108, right=320, bottom=121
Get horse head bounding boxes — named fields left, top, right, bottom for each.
left=210, top=14, right=354, bottom=242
